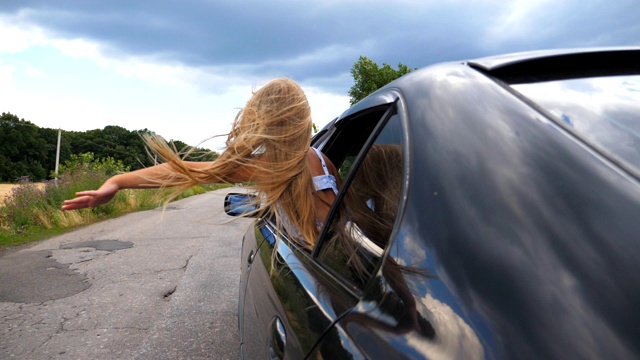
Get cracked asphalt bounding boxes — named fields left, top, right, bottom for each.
left=0, top=188, right=253, bottom=359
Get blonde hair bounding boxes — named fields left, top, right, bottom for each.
left=144, top=78, right=319, bottom=247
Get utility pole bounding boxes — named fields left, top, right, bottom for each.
left=54, top=128, right=61, bottom=180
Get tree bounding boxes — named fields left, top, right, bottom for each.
left=165, top=139, right=219, bottom=162
left=72, top=126, right=153, bottom=170
left=0, top=113, right=49, bottom=181
left=348, top=56, right=415, bottom=105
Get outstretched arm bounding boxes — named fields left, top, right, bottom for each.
left=61, top=160, right=257, bottom=211
left=61, top=162, right=186, bottom=211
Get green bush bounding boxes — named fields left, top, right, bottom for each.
left=54, top=152, right=130, bottom=179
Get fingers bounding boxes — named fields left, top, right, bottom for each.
left=62, top=187, right=117, bottom=211
left=61, top=203, right=84, bottom=211
left=74, top=190, right=99, bottom=197
left=61, top=196, right=93, bottom=211
left=61, top=202, right=86, bottom=211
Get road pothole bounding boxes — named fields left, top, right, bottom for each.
left=0, top=241, right=134, bottom=303
left=0, top=250, right=90, bottom=303
left=59, top=240, right=134, bottom=251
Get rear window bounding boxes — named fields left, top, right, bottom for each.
left=512, top=75, right=640, bottom=175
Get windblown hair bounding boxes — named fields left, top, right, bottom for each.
left=144, top=78, right=318, bottom=247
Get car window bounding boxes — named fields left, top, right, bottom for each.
left=316, top=105, right=404, bottom=291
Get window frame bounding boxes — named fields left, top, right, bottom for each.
left=311, top=98, right=407, bottom=293
left=313, top=100, right=399, bottom=255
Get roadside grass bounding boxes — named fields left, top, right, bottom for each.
left=0, top=179, right=230, bottom=249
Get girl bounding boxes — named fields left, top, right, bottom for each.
left=62, top=78, right=341, bottom=248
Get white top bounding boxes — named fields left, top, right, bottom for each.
left=311, top=147, right=338, bottom=195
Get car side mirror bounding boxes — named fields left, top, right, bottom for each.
left=224, top=193, right=259, bottom=217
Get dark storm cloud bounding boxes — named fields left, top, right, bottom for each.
left=2, top=0, right=639, bottom=92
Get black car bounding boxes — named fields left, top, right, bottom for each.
left=226, top=48, right=640, bottom=359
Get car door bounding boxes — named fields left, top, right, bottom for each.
left=239, top=97, right=403, bottom=359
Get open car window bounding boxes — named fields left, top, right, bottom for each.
left=315, top=101, right=405, bottom=292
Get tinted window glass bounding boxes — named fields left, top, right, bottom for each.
left=512, top=75, right=640, bottom=174
left=321, top=106, right=388, bottom=172
left=317, top=111, right=404, bottom=290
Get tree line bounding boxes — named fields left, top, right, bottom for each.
left=0, top=112, right=218, bottom=182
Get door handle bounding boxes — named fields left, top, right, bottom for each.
left=247, top=249, right=255, bottom=264
left=267, top=317, right=286, bottom=360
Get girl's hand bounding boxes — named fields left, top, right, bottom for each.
left=61, top=182, right=120, bottom=210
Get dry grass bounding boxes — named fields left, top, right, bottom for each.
left=0, top=184, right=15, bottom=202
left=0, top=183, right=45, bottom=203
left=53, top=209, right=84, bottom=228
left=34, top=208, right=53, bottom=229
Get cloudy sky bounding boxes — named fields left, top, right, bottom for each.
left=1, top=0, right=638, bottom=150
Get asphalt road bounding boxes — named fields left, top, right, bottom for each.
left=0, top=187, right=253, bottom=360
